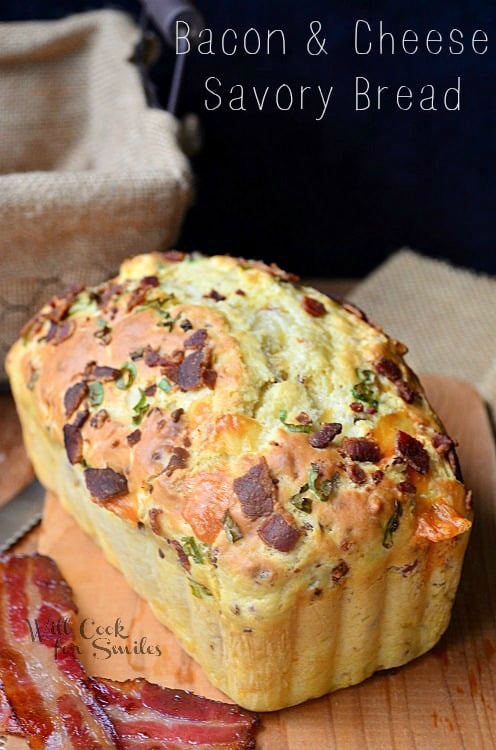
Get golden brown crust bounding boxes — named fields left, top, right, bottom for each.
left=6, top=252, right=472, bottom=710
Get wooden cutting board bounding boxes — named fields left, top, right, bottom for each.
left=4, top=375, right=496, bottom=750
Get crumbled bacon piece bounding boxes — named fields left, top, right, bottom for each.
left=205, top=289, right=226, bottom=301
left=84, top=468, right=128, bottom=501
left=396, top=431, right=430, bottom=475
left=237, top=257, right=299, bottom=282
left=432, top=432, right=454, bottom=456
left=376, top=358, right=402, bottom=382
left=258, top=514, right=300, bottom=552
left=98, top=282, right=123, bottom=310
left=329, top=294, right=369, bottom=322
left=331, top=560, right=349, bottom=584
left=20, top=314, right=44, bottom=341
left=396, top=380, right=416, bottom=404
left=47, top=284, right=85, bottom=322
left=180, top=318, right=193, bottom=331
left=310, top=422, right=342, bottom=449
left=161, top=540, right=189, bottom=572
left=375, top=357, right=416, bottom=404
left=171, top=408, right=184, bottom=423
left=64, top=381, right=88, bottom=418
left=397, top=480, right=417, bottom=494
left=342, top=437, right=381, bottom=463
left=235, top=288, right=246, bottom=296
left=142, top=275, right=159, bottom=287
left=91, top=366, right=120, bottom=382
left=126, top=276, right=159, bottom=313
left=176, top=350, right=205, bottom=391
left=347, top=463, right=367, bottom=484
left=148, top=508, right=163, bottom=536
left=233, top=460, right=275, bottom=519
left=46, top=319, right=75, bottom=345
left=144, top=347, right=162, bottom=367
left=90, top=409, right=109, bottom=429
left=350, top=401, right=364, bottom=413
left=372, top=469, right=384, bottom=483
left=165, top=447, right=190, bottom=476
left=296, top=411, right=312, bottom=425
left=161, top=249, right=186, bottom=262
left=126, top=429, right=142, bottom=447
left=302, top=296, right=326, bottom=317
left=63, top=424, right=83, bottom=465
left=72, top=409, right=89, bottom=429
left=202, top=368, right=217, bottom=389
left=144, top=384, right=157, bottom=397
left=184, top=328, right=208, bottom=349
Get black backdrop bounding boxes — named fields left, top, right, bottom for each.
left=3, top=1, right=496, bottom=277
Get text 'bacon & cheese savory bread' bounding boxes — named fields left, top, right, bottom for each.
left=6, top=252, right=472, bottom=711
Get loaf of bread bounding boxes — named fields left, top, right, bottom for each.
left=6, top=252, right=472, bottom=711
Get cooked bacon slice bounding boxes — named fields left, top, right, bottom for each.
left=0, top=555, right=259, bottom=749
left=0, top=554, right=119, bottom=749
left=91, top=678, right=258, bottom=750
left=0, top=681, right=20, bottom=735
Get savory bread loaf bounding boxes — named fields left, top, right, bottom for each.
left=6, top=252, right=472, bottom=711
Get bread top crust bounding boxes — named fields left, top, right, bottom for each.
left=7, top=252, right=471, bottom=604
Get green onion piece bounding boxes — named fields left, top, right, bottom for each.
left=351, top=367, right=379, bottom=409
left=68, top=294, right=98, bottom=317
left=308, top=464, right=337, bottom=502
left=290, top=494, right=313, bottom=513
left=279, top=410, right=312, bottom=433
left=382, top=500, right=403, bottom=548
left=88, top=381, right=104, bottom=408
left=158, top=378, right=172, bottom=393
left=308, top=463, right=320, bottom=495
left=181, top=536, right=204, bottom=564
left=223, top=511, right=243, bottom=543
left=357, top=368, right=375, bottom=383
left=189, top=580, right=213, bottom=598
left=136, top=299, right=178, bottom=331
left=116, top=362, right=137, bottom=390
left=132, top=390, right=149, bottom=425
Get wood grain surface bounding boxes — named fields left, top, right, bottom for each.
left=1, top=375, right=495, bottom=750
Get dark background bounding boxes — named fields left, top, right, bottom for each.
left=3, top=1, right=496, bottom=277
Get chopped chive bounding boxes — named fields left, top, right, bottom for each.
left=116, top=362, right=137, bottom=390
left=223, top=511, right=243, bottom=543
left=132, top=390, right=149, bottom=425
left=88, top=381, right=104, bottom=407
left=382, top=500, right=403, bottom=548
left=158, top=378, right=172, bottom=393
left=279, top=409, right=312, bottom=433
left=189, top=580, right=213, bottom=598
left=351, top=367, right=379, bottom=409
left=181, top=536, right=204, bottom=564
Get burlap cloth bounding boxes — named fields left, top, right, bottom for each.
left=351, top=249, right=496, bottom=422
left=0, top=10, right=192, bottom=379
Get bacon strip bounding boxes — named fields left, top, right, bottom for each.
left=0, top=554, right=259, bottom=749
left=0, top=555, right=119, bottom=749
left=91, top=678, right=258, bottom=750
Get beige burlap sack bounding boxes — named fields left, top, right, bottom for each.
left=351, top=249, right=496, bottom=421
left=0, top=10, right=192, bottom=379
